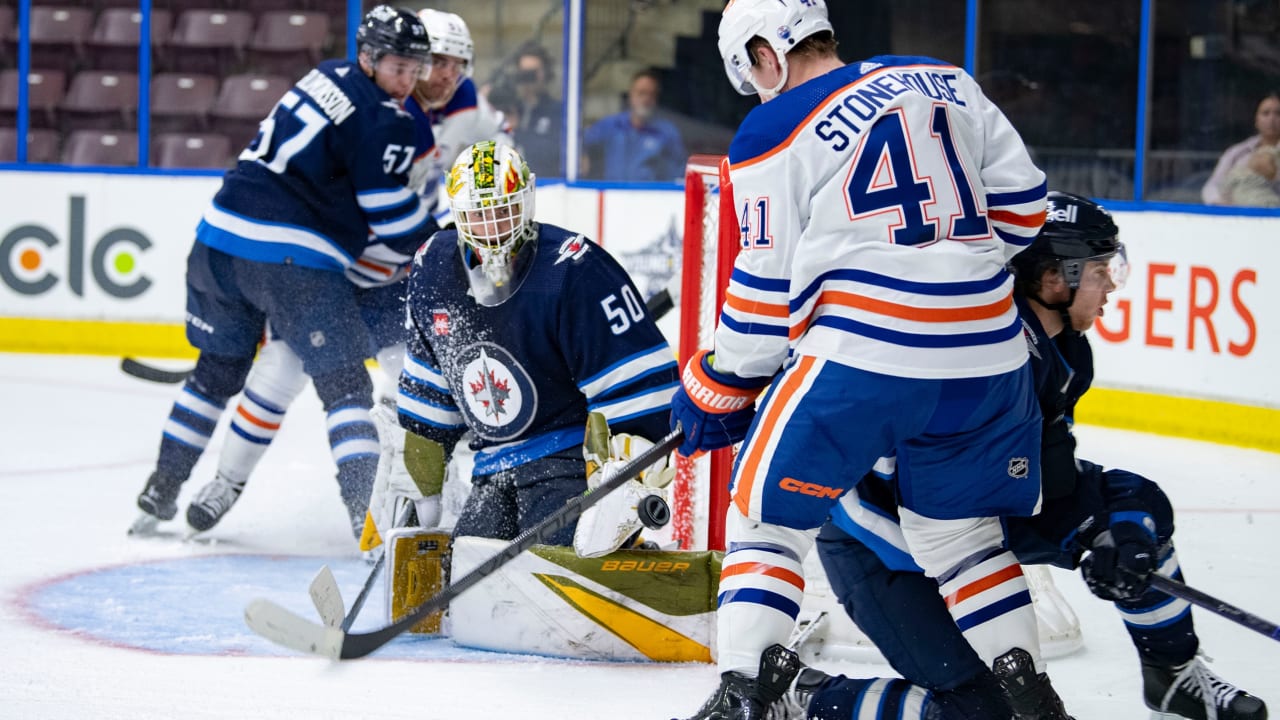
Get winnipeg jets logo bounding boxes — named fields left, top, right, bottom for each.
left=457, top=344, right=536, bottom=439
left=555, top=234, right=590, bottom=265
left=467, top=351, right=513, bottom=421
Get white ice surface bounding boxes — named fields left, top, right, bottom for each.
left=1, top=353, right=1277, bottom=719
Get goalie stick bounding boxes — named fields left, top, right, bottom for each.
left=244, top=426, right=684, bottom=660
left=308, top=503, right=417, bottom=631
left=118, top=291, right=678, bottom=386
left=1149, top=573, right=1280, bottom=642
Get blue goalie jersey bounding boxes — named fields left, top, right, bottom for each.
left=397, top=223, right=679, bottom=476
left=196, top=59, right=436, bottom=272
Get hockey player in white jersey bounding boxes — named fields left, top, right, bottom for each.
left=406, top=9, right=511, bottom=222
left=670, top=1, right=1068, bottom=718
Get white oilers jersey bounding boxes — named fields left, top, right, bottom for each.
left=406, top=78, right=513, bottom=220
left=717, top=55, right=1047, bottom=380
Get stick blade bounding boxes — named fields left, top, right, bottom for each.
left=244, top=598, right=345, bottom=659
left=308, top=566, right=345, bottom=628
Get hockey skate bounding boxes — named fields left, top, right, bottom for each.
left=992, top=647, right=1075, bottom=720
left=186, top=474, right=246, bottom=532
left=130, top=472, right=182, bottom=535
left=676, top=644, right=804, bottom=720
left=1143, top=654, right=1268, bottom=720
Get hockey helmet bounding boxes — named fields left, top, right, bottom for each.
left=447, top=141, right=537, bottom=294
left=418, top=9, right=474, bottom=70
left=718, top=0, right=833, bottom=98
left=357, top=5, right=432, bottom=66
left=1012, top=191, right=1128, bottom=291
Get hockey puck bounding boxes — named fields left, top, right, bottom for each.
left=637, top=494, right=671, bottom=530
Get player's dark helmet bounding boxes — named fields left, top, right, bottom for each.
left=357, top=5, right=432, bottom=65
left=1011, top=190, right=1126, bottom=290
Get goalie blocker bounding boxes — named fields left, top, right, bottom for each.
left=386, top=527, right=721, bottom=662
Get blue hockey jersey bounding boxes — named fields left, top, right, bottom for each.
left=397, top=223, right=679, bottom=476
left=196, top=59, right=436, bottom=272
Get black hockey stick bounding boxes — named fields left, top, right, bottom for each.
left=244, top=426, right=684, bottom=659
left=646, top=288, right=674, bottom=321
left=119, top=292, right=672, bottom=388
left=1149, top=573, right=1280, bottom=642
left=120, top=357, right=193, bottom=384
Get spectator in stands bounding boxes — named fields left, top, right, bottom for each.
left=1202, top=91, right=1280, bottom=207
left=509, top=42, right=563, bottom=177
left=581, top=69, right=686, bottom=183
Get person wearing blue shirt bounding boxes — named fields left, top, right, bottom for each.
left=582, top=69, right=687, bottom=182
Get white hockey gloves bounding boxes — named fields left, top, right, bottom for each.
left=361, top=403, right=447, bottom=552
left=573, top=413, right=675, bottom=559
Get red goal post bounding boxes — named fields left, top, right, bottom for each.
left=673, top=154, right=737, bottom=551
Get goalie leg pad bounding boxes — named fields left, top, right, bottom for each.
left=385, top=526, right=452, bottom=634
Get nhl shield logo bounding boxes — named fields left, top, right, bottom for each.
left=1007, top=456, right=1030, bottom=479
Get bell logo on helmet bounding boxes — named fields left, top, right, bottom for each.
left=1046, top=203, right=1078, bottom=225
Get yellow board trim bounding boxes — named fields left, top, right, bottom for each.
left=1077, top=387, right=1280, bottom=454
left=3, top=318, right=1278, bottom=453
left=533, top=573, right=712, bottom=663
left=0, top=318, right=195, bottom=359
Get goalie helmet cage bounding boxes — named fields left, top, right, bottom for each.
left=673, top=154, right=1083, bottom=659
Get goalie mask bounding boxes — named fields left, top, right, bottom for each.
left=447, top=141, right=537, bottom=304
left=718, top=0, right=833, bottom=100
left=1011, top=191, right=1128, bottom=311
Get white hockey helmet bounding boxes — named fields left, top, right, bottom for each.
left=446, top=141, right=537, bottom=291
left=718, top=0, right=833, bottom=98
left=418, top=8, right=474, bottom=73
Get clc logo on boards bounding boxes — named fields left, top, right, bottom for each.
left=1, top=195, right=152, bottom=298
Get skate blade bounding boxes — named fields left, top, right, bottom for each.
left=127, top=513, right=161, bottom=537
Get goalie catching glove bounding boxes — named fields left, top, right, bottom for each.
left=360, top=403, right=447, bottom=552
left=573, top=412, right=675, bottom=559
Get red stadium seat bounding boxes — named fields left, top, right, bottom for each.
left=150, top=71, right=219, bottom=133
left=25, top=6, right=95, bottom=74
left=246, top=11, right=330, bottom=79
left=0, top=127, right=61, bottom=163
left=0, top=68, right=68, bottom=129
left=88, top=8, right=173, bottom=71
left=209, top=72, right=291, bottom=147
left=62, top=128, right=138, bottom=166
left=61, top=70, right=139, bottom=131
left=165, top=9, right=254, bottom=75
left=152, top=131, right=234, bottom=169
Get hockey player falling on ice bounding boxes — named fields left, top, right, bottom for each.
left=132, top=6, right=438, bottom=541
left=811, top=192, right=1267, bottom=720
left=359, top=140, right=679, bottom=557
left=669, top=0, right=1070, bottom=718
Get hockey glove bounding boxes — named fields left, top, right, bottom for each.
left=1080, top=504, right=1158, bottom=602
left=361, top=404, right=447, bottom=552
left=669, top=350, right=768, bottom=457
left=575, top=412, right=674, bottom=558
